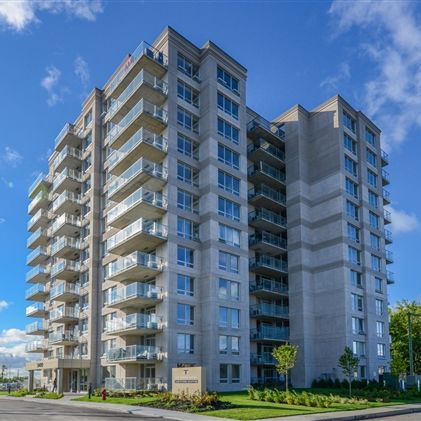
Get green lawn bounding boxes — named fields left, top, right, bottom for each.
left=73, top=390, right=417, bottom=420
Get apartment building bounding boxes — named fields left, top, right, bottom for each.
left=25, top=27, right=392, bottom=392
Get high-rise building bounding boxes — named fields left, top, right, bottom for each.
left=25, top=27, right=392, bottom=392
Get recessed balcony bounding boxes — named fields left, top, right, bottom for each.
left=52, top=191, right=82, bottom=215
left=50, top=214, right=81, bottom=237
left=107, top=219, right=167, bottom=256
left=250, top=255, right=288, bottom=277
left=382, top=189, right=391, bottom=205
left=26, top=321, right=48, bottom=335
left=25, top=340, right=48, bottom=353
left=26, top=265, right=50, bottom=283
left=248, top=209, right=287, bottom=234
left=52, top=168, right=82, bottom=194
left=387, top=270, right=395, bottom=284
left=51, top=259, right=80, bottom=280
left=105, top=345, right=162, bottom=363
left=49, top=330, right=79, bottom=346
left=27, top=209, right=50, bottom=232
left=105, top=282, right=163, bottom=310
left=250, top=326, right=289, bottom=342
left=250, top=352, right=276, bottom=365
left=25, top=283, right=48, bottom=301
left=27, top=246, right=49, bottom=266
left=107, top=187, right=167, bottom=229
left=381, top=149, right=389, bottom=166
left=28, top=173, right=51, bottom=199
left=106, top=251, right=164, bottom=282
left=27, top=228, right=49, bottom=249
left=49, top=306, right=80, bottom=324
left=250, top=303, right=289, bottom=320
left=247, top=116, right=285, bottom=145
left=28, top=191, right=50, bottom=215
left=248, top=162, right=286, bottom=187
left=250, top=276, right=288, bottom=298
left=248, top=185, right=286, bottom=210
left=247, top=141, right=285, bottom=167
left=55, top=123, right=83, bottom=151
left=51, top=236, right=81, bottom=259
left=385, top=250, right=394, bottom=264
left=249, top=231, right=287, bottom=255
left=107, top=158, right=168, bottom=202
left=105, top=313, right=162, bottom=336
left=50, top=282, right=80, bottom=302
left=384, top=209, right=392, bottom=225
left=381, top=169, right=390, bottom=186
left=384, top=229, right=393, bottom=244
left=107, top=127, right=168, bottom=176
left=26, top=302, right=47, bottom=317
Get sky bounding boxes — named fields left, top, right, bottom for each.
left=0, top=0, right=420, bottom=375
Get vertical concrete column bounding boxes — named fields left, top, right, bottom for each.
left=57, top=368, right=64, bottom=394
left=28, top=371, right=34, bottom=392
left=76, top=370, right=81, bottom=393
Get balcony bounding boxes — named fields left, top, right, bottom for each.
left=248, top=209, right=287, bottom=234
left=27, top=209, right=50, bottom=232
left=382, top=189, right=391, bottom=205
left=250, top=303, right=289, bottom=319
left=106, top=251, right=164, bottom=282
left=387, top=270, right=395, bottom=284
left=248, top=162, right=285, bottom=187
left=105, top=345, right=162, bottom=363
left=49, top=330, right=79, bottom=346
left=385, top=250, right=394, bottom=264
left=250, top=255, right=288, bottom=277
left=52, top=168, right=82, bottom=194
left=250, top=276, right=288, bottom=298
left=27, top=246, right=49, bottom=266
left=108, top=69, right=168, bottom=123
left=107, top=187, right=167, bottom=229
left=106, top=282, right=162, bottom=310
left=381, top=149, right=389, bottom=166
left=384, top=229, right=393, bottom=244
left=26, top=321, right=48, bottom=335
left=381, top=169, right=390, bottom=186
left=50, top=214, right=81, bottom=237
left=107, top=127, right=168, bottom=176
left=248, top=184, right=286, bottom=210
left=26, top=265, right=50, bottom=283
left=104, top=98, right=168, bottom=150
left=384, top=209, right=392, bottom=225
left=52, top=145, right=82, bottom=173
left=25, top=283, right=47, bottom=301
left=106, top=41, right=168, bottom=99
left=251, top=376, right=283, bottom=385
left=55, top=123, right=83, bottom=151
left=27, top=228, right=49, bottom=249
left=247, top=116, right=285, bottom=144
left=107, top=219, right=167, bottom=256
left=52, top=191, right=82, bottom=215
left=250, top=326, right=289, bottom=342
left=28, top=173, right=51, bottom=199
left=247, top=141, right=285, bottom=167
left=50, top=282, right=80, bottom=302
left=249, top=231, right=287, bottom=255
left=25, top=340, right=48, bottom=353
left=250, top=352, right=276, bottom=365
left=51, top=236, right=81, bottom=259
left=28, top=191, right=50, bottom=215
left=26, top=302, right=47, bottom=317
left=49, top=306, right=80, bottom=323
left=51, top=259, right=80, bottom=280
left=105, top=313, right=162, bottom=336
left=107, top=158, right=168, bottom=202
left=104, top=376, right=166, bottom=391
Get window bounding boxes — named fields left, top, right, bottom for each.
left=344, top=133, right=357, bottom=154
left=368, top=190, right=379, bottom=208
left=231, top=336, right=240, bottom=355
left=177, top=161, right=198, bottom=186
left=376, top=299, right=384, bottom=316
left=343, top=111, right=356, bottom=133
left=366, top=128, right=376, bottom=146
left=218, top=196, right=240, bottom=221
left=376, top=321, right=385, bottom=338
left=84, top=109, right=92, bottom=128
left=219, top=335, right=228, bottom=354
left=367, top=148, right=377, bottom=167
left=350, top=270, right=362, bottom=288
left=219, top=336, right=240, bottom=355
left=219, top=224, right=240, bottom=248
left=177, top=133, right=198, bottom=160
left=377, top=343, right=386, bottom=357
left=218, top=278, right=240, bottom=301
left=217, top=66, right=239, bottom=95
left=217, top=92, right=239, bottom=119
left=352, top=317, right=364, bottom=334
left=345, top=178, right=359, bottom=198
left=367, top=169, right=378, bottom=188
left=348, top=246, right=361, bottom=265
left=177, top=217, right=199, bottom=241
left=352, top=293, right=363, bottom=311
left=177, top=333, right=194, bottom=354
left=218, top=117, right=239, bottom=144
left=177, top=106, right=199, bottom=133
left=370, top=233, right=380, bottom=250
left=219, top=251, right=239, bottom=273
left=360, top=365, right=366, bottom=379
left=177, top=303, right=194, bottom=325
left=346, top=200, right=359, bottom=221
left=219, top=364, right=228, bottom=384
left=375, top=277, right=383, bottom=293
left=347, top=223, right=360, bottom=243
left=218, top=143, right=239, bottom=170
left=353, top=340, right=366, bottom=356
left=231, top=364, right=240, bottom=383
left=369, top=211, right=380, bottom=229
left=177, top=274, right=194, bottom=296
left=218, top=170, right=240, bottom=196
left=177, top=79, right=199, bottom=107
left=177, top=245, right=194, bottom=268
left=219, top=306, right=240, bottom=328
left=177, top=53, right=199, bottom=81
left=177, top=189, right=199, bottom=214
left=345, top=156, right=358, bottom=177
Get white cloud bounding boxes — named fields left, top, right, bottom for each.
left=0, top=300, right=9, bottom=312
left=41, top=65, right=68, bottom=106
left=0, top=0, right=104, bottom=32
left=0, top=218, right=5, bottom=224
left=74, top=55, right=90, bottom=87
left=320, top=62, right=350, bottom=92
left=329, top=1, right=421, bottom=151
left=2, top=146, right=22, bottom=167
left=389, top=205, right=420, bottom=234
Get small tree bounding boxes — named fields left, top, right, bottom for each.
left=338, top=346, right=359, bottom=397
left=272, top=343, right=298, bottom=391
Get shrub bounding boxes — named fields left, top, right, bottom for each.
left=10, top=388, right=29, bottom=397
left=34, top=391, right=63, bottom=399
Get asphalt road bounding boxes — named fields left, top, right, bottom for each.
left=372, top=416, right=421, bottom=421
left=0, top=398, right=177, bottom=421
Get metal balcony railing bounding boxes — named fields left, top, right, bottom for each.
left=105, top=345, right=161, bottom=362
left=105, top=282, right=162, bottom=306
left=105, top=313, right=162, bottom=333
left=105, top=251, right=164, bottom=278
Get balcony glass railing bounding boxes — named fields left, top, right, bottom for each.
left=26, top=246, right=49, bottom=264
left=381, top=149, right=389, bottom=163
left=26, top=302, right=45, bottom=316
left=249, top=209, right=287, bottom=228
left=49, top=330, right=79, bottom=343
left=250, top=276, right=288, bottom=295
left=26, top=265, right=49, bottom=281
left=382, top=189, right=391, bottom=202
left=249, top=231, right=287, bottom=250
left=28, top=173, right=47, bottom=196
left=107, top=127, right=168, bottom=170
left=27, top=228, right=48, bottom=248
left=106, top=251, right=164, bottom=278
left=250, top=303, right=289, bottom=317
left=51, top=260, right=80, bottom=277
left=108, top=158, right=168, bottom=197
left=105, top=313, right=161, bottom=333
left=107, top=187, right=167, bottom=224
left=52, top=191, right=81, bottom=212
left=50, top=214, right=81, bottom=234
left=25, top=340, right=48, bottom=352
left=105, top=98, right=168, bottom=146
left=25, top=283, right=46, bottom=299
left=106, top=282, right=161, bottom=305
left=26, top=321, right=47, bottom=334
left=50, top=283, right=80, bottom=300
left=248, top=162, right=286, bottom=183
left=52, top=168, right=82, bottom=191
left=247, top=116, right=285, bottom=139
left=52, top=145, right=82, bottom=170
left=107, top=218, right=167, bottom=250
left=51, top=236, right=81, bottom=255
left=27, top=209, right=50, bottom=231
left=385, top=250, right=394, bottom=262
left=384, top=209, right=392, bottom=222
left=250, top=326, right=289, bottom=340
left=106, top=345, right=160, bottom=362
left=49, top=306, right=80, bottom=321
left=250, top=352, right=277, bottom=365
left=28, top=191, right=49, bottom=213
left=387, top=270, right=395, bottom=283
left=384, top=229, right=393, bottom=242
left=247, top=141, right=285, bottom=161
left=55, top=123, right=82, bottom=147
left=248, top=185, right=286, bottom=205
left=250, top=255, right=288, bottom=272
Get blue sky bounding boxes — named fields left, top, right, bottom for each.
left=0, top=0, right=420, bottom=372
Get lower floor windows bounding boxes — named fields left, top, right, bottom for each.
left=219, top=363, right=240, bottom=384
left=219, top=335, right=240, bottom=355
left=377, top=343, right=386, bottom=357
left=177, top=333, right=194, bottom=354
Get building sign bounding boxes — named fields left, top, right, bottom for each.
left=172, top=366, right=206, bottom=395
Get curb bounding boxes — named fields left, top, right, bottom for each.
left=315, top=406, right=421, bottom=421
